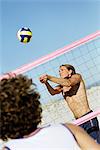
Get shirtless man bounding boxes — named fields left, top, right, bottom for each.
left=39, top=64, right=100, bottom=143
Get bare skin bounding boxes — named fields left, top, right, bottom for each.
left=66, top=123, right=100, bottom=150
left=39, top=66, right=91, bottom=119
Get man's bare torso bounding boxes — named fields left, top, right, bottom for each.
left=62, top=80, right=91, bottom=119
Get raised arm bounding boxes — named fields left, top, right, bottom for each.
left=47, top=73, right=82, bottom=87
left=45, top=82, right=62, bottom=95
left=39, top=75, right=62, bottom=95
left=66, top=123, right=100, bottom=150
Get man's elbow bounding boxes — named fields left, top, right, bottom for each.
left=50, top=90, right=59, bottom=95
left=50, top=92, right=56, bottom=96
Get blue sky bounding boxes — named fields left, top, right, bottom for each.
left=1, top=0, right=100, bottom=74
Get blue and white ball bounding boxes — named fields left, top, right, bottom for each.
left=17, top=27, right=32, bottom=43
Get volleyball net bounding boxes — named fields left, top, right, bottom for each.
left=0, top=31, right=100, bottom=126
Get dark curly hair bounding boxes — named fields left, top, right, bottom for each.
left=0, top=75, right=42, bottom=141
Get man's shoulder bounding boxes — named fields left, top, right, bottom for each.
left=71, top=73, right=82, bottom=79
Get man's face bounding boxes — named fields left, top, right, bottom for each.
left=59, top=66, right=71, bottom=78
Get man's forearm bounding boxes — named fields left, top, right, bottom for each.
left=47, top=75, right=71, bottom=87
left=66, top=123, right=100, bottom=150
left=45, top=82, right=56, bottom=95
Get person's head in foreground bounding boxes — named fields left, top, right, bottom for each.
left=0, top=75, right=100, bottom=150
left=0, top=75, right=42, bottom=140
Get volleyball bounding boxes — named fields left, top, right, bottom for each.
left=17, top=27, right=32, bottom=43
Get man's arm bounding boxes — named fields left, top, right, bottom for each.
left=39, top=75, right=62, bottom=95
left=66, top=123, right=100, bottom=150
left=45, top=82, right=62, bottom=95
left=47, top=74, right=82, bottom=87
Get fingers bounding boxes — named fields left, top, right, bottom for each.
left=39, top=75, right=46, bottom=81
left=39, top=74, right=48, bottom=83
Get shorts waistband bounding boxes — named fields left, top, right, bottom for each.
left=81, top=110, right=93, bottom=118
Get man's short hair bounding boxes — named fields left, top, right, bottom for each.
left=0, top=75, right=42, bottom=141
